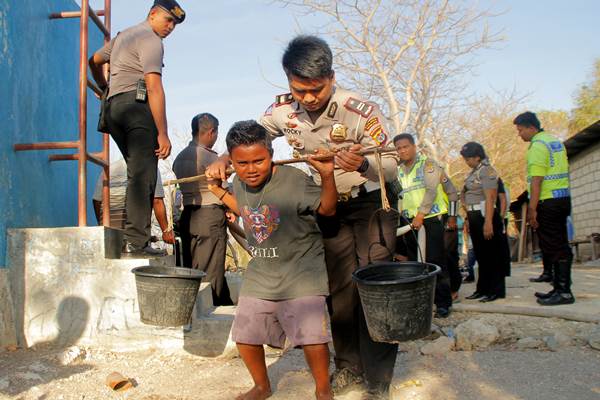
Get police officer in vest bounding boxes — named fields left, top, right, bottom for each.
left=515, top=111, right=575, bottom=305
left=89, top=0, right=185, bottom=257
left=393, top=133, right=455, bottom=318
left=207, top=35, right=399, bottom=399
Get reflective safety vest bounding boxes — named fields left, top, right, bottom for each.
left=527, top=132, right=570, bottom=200
left=399, top=155, right=448, bottom=219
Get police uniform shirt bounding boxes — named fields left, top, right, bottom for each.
left=440, top=169, right=459, bottom=202
left=173, top=141, right=223, bottom=206
left=462, top=160, right=499, bottom=205
left=259, top=87, right=398, bottom=194
left=95, top=21, right=164, bottom=99
left=399, top=155, right=447, bottom=215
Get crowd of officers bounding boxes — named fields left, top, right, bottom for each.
left=88, top=1, right=575, bottom=399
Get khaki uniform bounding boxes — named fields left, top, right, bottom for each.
left=173, top=141, right=233, bottom=306
left=260, top=87, right=399, bottom=392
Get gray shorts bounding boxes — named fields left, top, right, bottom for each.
left=232, top=296, right=332, bottom=348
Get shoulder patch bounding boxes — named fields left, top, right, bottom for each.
left=275, top=93, right=293, bottom=107
left=344, top=97, right=374, bottom=118
left=364, top=116, right=379, bottom=131
left=369, top=125, right=387, bottom=146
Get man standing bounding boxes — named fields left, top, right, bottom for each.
left=208, top=36, right=399, bottom=399
left=92, top=159, right=175, bottom=246
left=173, top=113, right=233, bottom=307
left=394, top=133, right=456, bottom=317
left=515, top=111, right=575, bottom=305
left=88, top=0, right=185, bottom=257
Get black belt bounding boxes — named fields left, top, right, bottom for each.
left=184, top=204, right=225, bottom=210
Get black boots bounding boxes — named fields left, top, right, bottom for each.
left=530, top=258, right=553, bottom=282
left=537, top=259, right=575, bottom=306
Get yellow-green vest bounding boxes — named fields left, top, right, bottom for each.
left=399, top=155, right=448, bottom=219
left=527, top=132, right=570, bottom=200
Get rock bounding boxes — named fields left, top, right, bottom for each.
left=516, top=337, right=544, bottom=350
left=0, top=377, right=9, bottom=391
left=28, top=361, right=49, bottom=373
left=421, top=336, right=455, bottom=355
left=587, top=325, right=600, bottom=351
left=15, top=372, right=43, bottom=381
left=57, top=346, right=87, bottom=365
left=454, top=319, right=499, bottom=351
left=545, top=332, right=572, bottom=351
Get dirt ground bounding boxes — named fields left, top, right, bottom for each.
left=2, top=312, right=599, bottom=400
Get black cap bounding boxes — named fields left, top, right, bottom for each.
left=153, top=0, right=186, bottom=24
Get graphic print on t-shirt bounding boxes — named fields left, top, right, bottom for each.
left=240, top=204, right=280, bottom=244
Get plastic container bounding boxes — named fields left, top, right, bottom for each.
left=131, top=266, right=206, bottom=327
left=352, top=261, right=440, bottom=343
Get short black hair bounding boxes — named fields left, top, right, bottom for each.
left=191, top=113, right=218, bottom=137
left=513, top=111, right=541, bottom=131
left=392, top=133, right=415, bottom=145
left=460, top=141, right=487, bottom=159
left=226, top=120, right=273, bottom=156
left=282, top=35, right=333, bottom=79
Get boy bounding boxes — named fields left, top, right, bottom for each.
left=208, top=120, right=337, bottom=400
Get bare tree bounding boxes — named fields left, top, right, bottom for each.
left=275, top=0, right=502, bottom=160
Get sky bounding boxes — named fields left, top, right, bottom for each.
left=85, top=0, right=600, bottom=159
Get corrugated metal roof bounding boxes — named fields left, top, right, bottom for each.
left=564, top=120, right=600, bottom=158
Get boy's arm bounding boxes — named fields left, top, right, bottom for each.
left=307, top=152, right=337, bottom=216
left=208, top=184, right=239, bottom=215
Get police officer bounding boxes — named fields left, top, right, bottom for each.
left=514, top=111, right=574, bottom=305
left=208, top=35, right=398, bottom=399
left=460, top=142, right=509, bottom=302
left=88, top=0, right=185, bottom=257
left=393, top=133, right=455, bottom=318
left=173, top=113, right=233, bottom=306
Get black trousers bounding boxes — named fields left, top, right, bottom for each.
left=442, top=215, right=462, bottom=293
left=467, top=210, right=508, bottom=297
left=319, top=190, right=398, bottom=391
left=536, top=197, right=572, bottom=264
left=403, top=216, right=453, bottom=309
left=107, top=91, right=158, bottom=247
left=179, top=205, right=233, bottom=306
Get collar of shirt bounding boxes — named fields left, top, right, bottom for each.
left=188, top=140, right=217, bottom=154
left=400, top=154, right=424, bottom=175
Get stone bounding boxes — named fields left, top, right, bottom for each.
left=0, top=377, right=9, bottom=391
left=545, top=332, right=572, bottom=351
left=15, top=372, right=43, bottom=381
left=57, top=346, right=88, bottom=365
left=454, top=319, right=499, bottom=351
left=587, top=325, right=600, bottom=350
left=420, top=336, right=455, bottom=355
left=516, top=337, right=544, bottom=350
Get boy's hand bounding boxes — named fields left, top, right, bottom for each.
left=308, top=149, right=334, bottom=178
left=206, top=159, right=230, bottom=181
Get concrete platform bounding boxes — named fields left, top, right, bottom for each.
left=2, top=226, right=239, bottom=355
left=454, top=262, right=600, bottom=323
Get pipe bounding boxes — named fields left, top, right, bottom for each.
left=49, top=10, right=105, bottom=19
left=101, top=0, right=111, bottom=228
left=77, top=0, right=89, bottom=226
left=14, top=141, right=79, bottom=151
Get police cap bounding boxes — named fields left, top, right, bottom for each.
left=153, top=0, right=186, bottom=24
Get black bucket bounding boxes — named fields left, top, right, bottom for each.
left=352, top=261, right=441, bottom=343
left=131, top=266, right=206, bottom=327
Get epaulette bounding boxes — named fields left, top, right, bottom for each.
left=344, top=97, right=374, bottom=118
left=275, top=93, right=293, bottom=107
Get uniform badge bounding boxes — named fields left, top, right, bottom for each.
left=288, top=112, right=298, bottom=119
left=424, top=161, right=435, bottom=174
left=171, top=6, right=185, bottom=19
left=365, top=117, right=379, bottom=131
left=292, top=150, right=301, bottom=159
left=369, top=125, right=387, bottom=145
left=344, top=98, right=374, bottom=118
left=286, top=121, right=298, bottom=129
left=327, top=102, right=338, bottom=118
left=330, top=123, right=348, bottom=142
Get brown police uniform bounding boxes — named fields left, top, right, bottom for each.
left=260, top=87, right=399, bottom=393
left=173, top=141, right=233, bottom=306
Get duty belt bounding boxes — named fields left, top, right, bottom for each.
left=337, top=182, right=378, bottom=202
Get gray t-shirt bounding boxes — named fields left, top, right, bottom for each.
left=233, top=165, right=329, bottom=300
left=96, top=21, right=164, bottom=99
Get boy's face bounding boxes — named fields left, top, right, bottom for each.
left=231, top=144, right=273, bottom=188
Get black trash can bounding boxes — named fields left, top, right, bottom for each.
left=131, top=266, right=206, bottom=327
left=352, top=261, right=440, bottom=343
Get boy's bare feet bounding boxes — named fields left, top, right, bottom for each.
left=316, top=389, right=334, bottom=400
left=235, top=385, right=272, bottom=400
